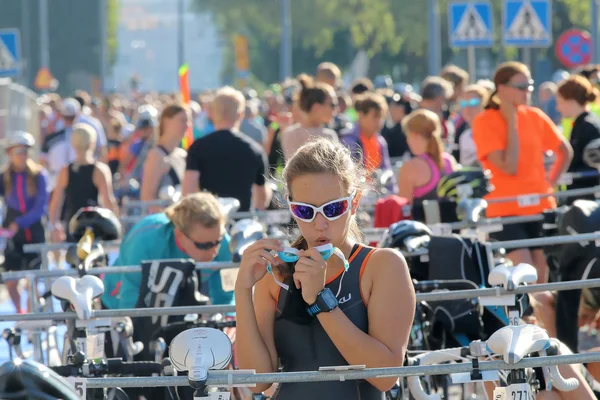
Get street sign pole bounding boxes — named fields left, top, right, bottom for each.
left=592, top=0, right=600, bottom=64
left=467, top=46, right=476, bottom=82
left=429, top=0, right=442, bottom=76
left=523, top=48, right=532, bottom=69
left=448, top=1, right=494, bottom=80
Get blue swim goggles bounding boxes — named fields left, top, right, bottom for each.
left=267, top=243, right=349, bottom=290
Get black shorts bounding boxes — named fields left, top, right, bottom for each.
left=489, top=220, right=544, bottom=251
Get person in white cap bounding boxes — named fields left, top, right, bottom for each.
left=40, top=98, right=81, bottom=193
left=0, top=132, right=48, bottom=313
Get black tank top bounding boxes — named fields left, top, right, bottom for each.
left=273, top=244, right=384, bottom=400
left=64, top=163, right=99, bottom=223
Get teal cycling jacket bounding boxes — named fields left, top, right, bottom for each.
left=101, top=213, right=234, bottom=309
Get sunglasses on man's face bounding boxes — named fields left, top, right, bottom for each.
left=288, top=193, right=355, bottom=223
left=459, top=98, right=482, bottom=109
left=185, top=232, right=223, bottom=250
left=10, top=147, right=29, bottom=156
left=505, top=80, right=534, bottom=92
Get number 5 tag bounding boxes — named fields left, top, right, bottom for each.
left=66, top=377, right=86, bottom=399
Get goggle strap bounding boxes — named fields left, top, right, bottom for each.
left=333, top=247, right=350, bottom=271
left=267, top=263, right=290, bottom=291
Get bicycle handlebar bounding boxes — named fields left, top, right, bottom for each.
left=407, top=347, right=467, bottom=400
left=546, top=340, right=579, bottom=392
left=50, top=358, right=163, bottom=378
left=413, top=279, right=479, bottom=293
left=150, top=319, right=236, bottom=341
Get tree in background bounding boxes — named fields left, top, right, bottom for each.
left=192, top=0, right=594, bottom=86
left=107, top=0, right=119, bottom=68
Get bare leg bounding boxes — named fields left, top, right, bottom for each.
left=505, top=248, right=534, bottom=268
left=6, top=280, right=21, bottom=313
left=531, top=291, right=557, bottom=338
left=532, top=249, right=549, bottom=284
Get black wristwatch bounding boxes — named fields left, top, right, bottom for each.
left=306, top=288, right=339, bottom=317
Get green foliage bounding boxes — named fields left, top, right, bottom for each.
left=192, top=0, right=595, bottom=85
left=106, top=0, right=119, bottom=68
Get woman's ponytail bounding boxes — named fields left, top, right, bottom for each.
left=427, top=134, right=444, bottom=171
left=485, top=89, right=501, bottom=110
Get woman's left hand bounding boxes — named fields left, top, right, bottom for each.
left=293, top=248, right=327, bottom=304
left=8, top=223, right=18, bottom=235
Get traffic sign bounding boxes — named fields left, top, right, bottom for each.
left=449, top=2, right=494, bottom=48
left=503, top=0, right=552, bottom=47
left=555, top=29, right=592, bottom=69
left=0, top=29, right=21, bottom=77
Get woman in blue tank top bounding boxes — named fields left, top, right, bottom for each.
left=234, top=138, right=415, bottom=400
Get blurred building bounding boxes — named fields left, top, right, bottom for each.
left=0, top=0, right=223, bottom=95
left=0, top=0, right=104, bottom=96
left=109, top=0, right=223, bottom=93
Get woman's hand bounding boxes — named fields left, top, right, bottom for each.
left=50, top=224, right=66, bottom=243
left=499, top=101, right=517, bottom=126
left=294, top=248, right=327, bottom=304
left=236, top=239, right=283, bottom=290
left=8, top=223, right=18, bottom=235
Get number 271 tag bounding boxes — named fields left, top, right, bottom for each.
left=66, top=377, right=86, bottom=399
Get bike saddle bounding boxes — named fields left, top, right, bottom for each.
left=51, top=275, right=104, bottom=320
left=0, top=358, right=80, bottom=400
left=457, top=198, right=488, bottom=223
left=486, top=324, right=550, bottom=364
left=488, top=263, right=538, bottom=291
left=218, top=197, right=241, bottom=215
left=169, top=328, right=233, bottom=384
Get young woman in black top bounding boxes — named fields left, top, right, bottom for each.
left=235, top=138, right=415, bottom=400
left=140, top=104, right=188, bottom=214
left=49, top=123, right=119, bottom=242
left=556, top=75, right=600, bottom=203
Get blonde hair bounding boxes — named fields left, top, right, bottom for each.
left=461, top=84, right=490, bottom=104
left=165, top=192, right=225, bottom=234
left=283, top=138, right=364, bottom=250
left=211, top=86, right=245, bottom=123
left=402, top=109, right=444, bottom=170
left=71, top=123, right=97, bottom=153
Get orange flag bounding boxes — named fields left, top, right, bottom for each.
left=179, top=63, right=194, bottom=150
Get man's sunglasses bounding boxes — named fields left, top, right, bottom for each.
left=288, top=193, right=355, bottom=223
left=186, top=233, right=223, bottom=250
left=505, top=80, right=534, bottom=92
left=459, top=98, right=482, bottom=109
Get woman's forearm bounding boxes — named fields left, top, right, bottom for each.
left=504, top=122, right=519, bottom=174
left=317, top=308, right=403, bottom=390
left=234, top=289, right=276, bottom=374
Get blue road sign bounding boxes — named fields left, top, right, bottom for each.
left=503, top=0, right=552, bottom=47
left=0, top=29, right=21, bottom=77
left=449, top=2, right=494, bottom=48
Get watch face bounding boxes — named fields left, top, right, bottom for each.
left=320, top=288, right=338, bottom=309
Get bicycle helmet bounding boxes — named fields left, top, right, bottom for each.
left=2, top=131, right=35, bottom=149
left=0, top=358, right=80, bottom=400
left=379, top=220, right=432, bottom=250
left=68, top=206, right=122, bottom=242
left=437, top=167, right=494, bottom=201
left=229, top=219, right=266, bottom=262
left=584, top=138, right=600, bottom=169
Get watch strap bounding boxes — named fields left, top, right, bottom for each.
left=306, top=288, right=337, bottom=317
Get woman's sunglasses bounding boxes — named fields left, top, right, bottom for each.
left=505, top=80, right=534, bottom=92
left=288, top=193, right=355, bottom=223
left=267, top=243, right=349, bottom=290
left=459, top=98, right=481, bottom=109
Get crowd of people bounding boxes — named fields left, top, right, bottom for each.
left=2, top=59, right=600, bottom=398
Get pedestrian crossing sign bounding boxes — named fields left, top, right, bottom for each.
left=0, top=29, right=21, bottom=78
left=503, top=0, right=552, bottom=47
left=449, top=2, right=494, bottom=48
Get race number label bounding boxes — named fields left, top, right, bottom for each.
left=209, top=392, right=231, bottom=399
left=220, top=268, right=239, bottom=292
left=430, top=223, right=452, bottom=236
left=66, top=377, right=86, bottom=399
left=517, top=195, right=540, bottom=208
left=557, top=173, right=573, bottom=186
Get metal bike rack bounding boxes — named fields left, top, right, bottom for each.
left=79, top=352, right=600, bottom=388
left=4, top=277, right=600, bottom=323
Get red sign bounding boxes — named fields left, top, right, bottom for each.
left=555, top=29, right=592, bottom=69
